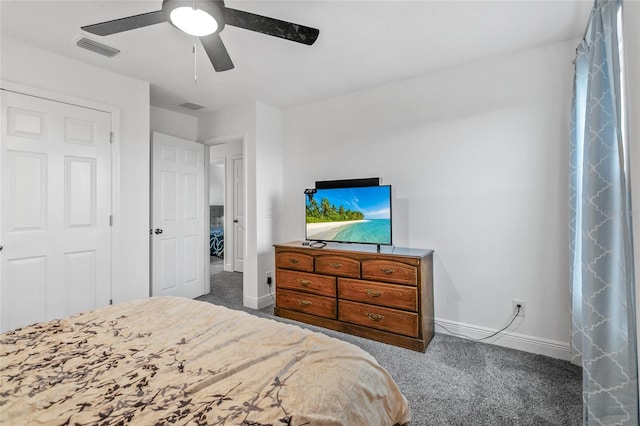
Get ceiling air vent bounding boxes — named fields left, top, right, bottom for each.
left=177, top=102, right=206, bottom=111
left=76, top=37, right=120, bottom=58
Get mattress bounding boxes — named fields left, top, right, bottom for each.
left=0, top=296, right=411, bottom=425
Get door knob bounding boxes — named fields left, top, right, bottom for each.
left=233, top=220, right=238, bottom=223
left=154, top=228, right=163, bottom=234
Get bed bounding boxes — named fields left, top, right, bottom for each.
left=209, top=205, right=224, bottom=258
left=0, top=296, right=411, bottom=425
left=210, top=226, right=224, bottom=257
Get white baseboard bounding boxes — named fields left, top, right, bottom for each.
left=434, top=317, right=571, bottom=361
left=243, top=293, right=275, bottom=310
left=256, top=293, right=275, bottom=310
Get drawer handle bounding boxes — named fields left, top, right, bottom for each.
left=380, top=268, right=395, bottom=275
left=300, top=279, right=311, bottom=287
left=367, top=313, right=385, bottom=322
left=289, top=258, right=299, bottom=264
left=298, top=300, right=312, bottom=307
left=330, top=263, right=342, bottom=269
left=365, top=289, right=383, bottom=297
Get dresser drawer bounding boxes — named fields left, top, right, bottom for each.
left=315, top=255, right=360, bottom=278
left=277, top=270, right=336, bottom=297
left=276, top=252, right=314, bottom=272
left=361, top=260, right=417, bottom=286
left=338, top=278, right=417, bottom=311
left=338, top=300, right=418, bottom=338
left=277, top=289, right=337, bottom=319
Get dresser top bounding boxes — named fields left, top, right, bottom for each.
left=275, top=241, right=433, bottom=258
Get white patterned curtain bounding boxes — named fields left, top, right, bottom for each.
left=569, top=0, right=638, bottom=424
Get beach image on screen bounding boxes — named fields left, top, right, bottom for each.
left=305, top=186, right=391, bottom=244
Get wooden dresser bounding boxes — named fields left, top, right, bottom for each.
left=274, top=241, right=434, bottom=352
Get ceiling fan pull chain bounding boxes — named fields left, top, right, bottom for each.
left=192, top=0, right=197, bottom=83
left=193, top=36, right=197, bottom=84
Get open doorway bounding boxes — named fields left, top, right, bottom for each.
left=204, top=138, right=244, bottom=310
left=209, top=157, right=225, bottom=273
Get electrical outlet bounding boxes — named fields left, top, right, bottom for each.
left=513, top=300, right=526, bottom=317
left=265, top=271, right=272, bottom=286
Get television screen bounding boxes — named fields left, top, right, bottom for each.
left=305, top=185, right=392, bottom=245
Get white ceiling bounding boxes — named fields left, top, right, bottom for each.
left=1, top=0, right=592, bottom=116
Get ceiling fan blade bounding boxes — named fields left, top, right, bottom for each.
left=81, top=10, right=167, bottom=36
left=200, top=33, right=235, bottom=72
left=224, top=8, right=319, bottom=45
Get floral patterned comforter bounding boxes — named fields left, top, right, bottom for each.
left=1, top=296, right=411, bottom=425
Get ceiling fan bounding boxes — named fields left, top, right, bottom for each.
left=81, top=0, right=320, bottom=72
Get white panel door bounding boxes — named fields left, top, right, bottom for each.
left=151, top=132, right=205, bottom=298
left=232, top=157, right=244, bottom=272
left=0, top=90, right=111, bottom=332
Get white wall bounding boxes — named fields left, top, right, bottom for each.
left=282, top=40, right=577, bottom=358
left=255, top=103, right=284, bottom=306
left=198, top=102, right=283, bottom=309
left=198, top=103, right=260, bottom=306
left=150, top=106, right=198, bottom=142
left=209, top=159, right=225, bottom=206
left=1, top=37, right=151, bottom=302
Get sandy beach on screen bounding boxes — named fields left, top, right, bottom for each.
left=306, top=220, right=368, bottom=240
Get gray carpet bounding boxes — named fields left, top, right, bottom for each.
left=197, top=270, right=582, bottom=426
left=209, top=256, right=224, bottom=274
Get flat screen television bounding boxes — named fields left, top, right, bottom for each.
left=305, top=185, right=392, bottom=246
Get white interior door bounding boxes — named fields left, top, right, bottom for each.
left=232, top=157, right=244, bottom=272
left=0, top=90, right=112, bottom=332
left=151, top=132, right=205, bottom=298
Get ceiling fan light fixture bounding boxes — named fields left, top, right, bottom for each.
left=170, top=6, right=218, bottom=36
left=82, top=0, right=319, bottom=73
